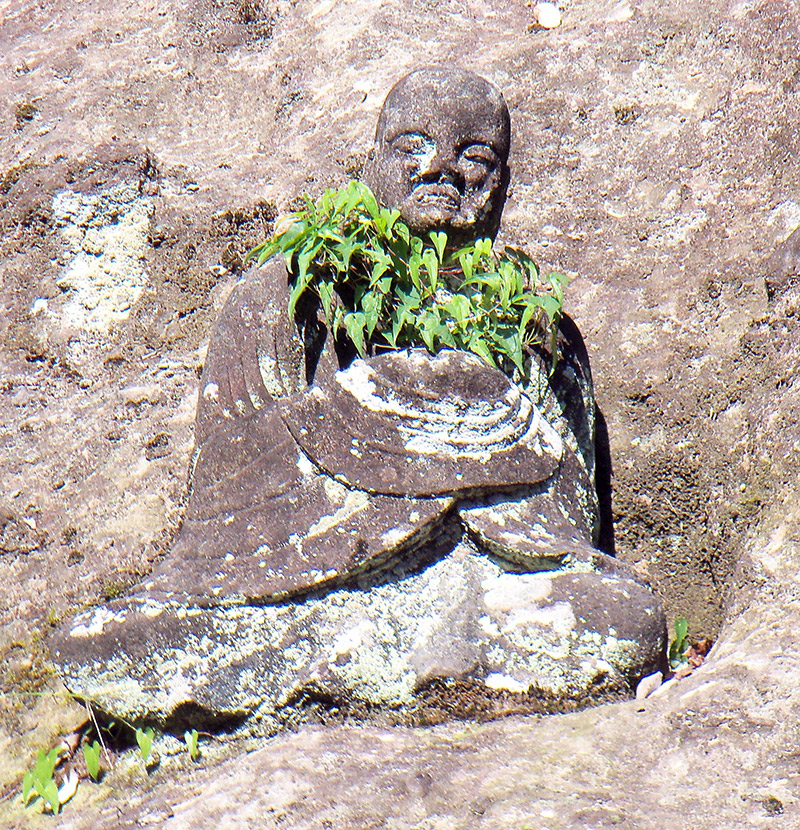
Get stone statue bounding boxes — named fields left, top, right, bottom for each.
left=53, top=68, right=666, bottom=730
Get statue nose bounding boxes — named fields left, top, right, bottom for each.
left=420, top=150, right=462, bottom=187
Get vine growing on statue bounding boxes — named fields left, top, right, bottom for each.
left=246, top=180, right=568, bottom=378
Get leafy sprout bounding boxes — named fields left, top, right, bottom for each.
left=185, top=728, right=200, bottom=761
left=21, top=747, right=62, bottom=814
left=135, top=727, right=154, bottom=766
left=668, top=617, right=691, bottom=670
left=83, top=740, right=101, bottom=781
left=246, top=180, right=568, bottom=379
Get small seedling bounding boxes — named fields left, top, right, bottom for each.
left=83, top=740, right=101, bottom=781
left=21, top=747, right=61, bottom=814
left=185, top=728, right=200, bottom=761
left=135, top=727, right=154, bottom=765
left=668, top=616, right=691, bottom=670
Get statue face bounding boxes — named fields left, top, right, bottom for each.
left=365, top=68, right=511, bottom=245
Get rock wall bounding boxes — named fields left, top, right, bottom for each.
left=2, top=0, right=799, bottom=826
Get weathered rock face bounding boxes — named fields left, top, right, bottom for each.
left=282, top=350, right=562, bottom=497
left=4, top=0, right=800, bottom=826
left=49, top=68, right=666, bottom=725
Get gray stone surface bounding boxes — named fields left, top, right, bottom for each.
left=2, top=0, right=800, bottom=827
left=53, top=541, right=664, bottom=727
left=281, top=350, right=562, bottom=497
left=47, top=66, right=667, bottom=721
left=41, top=491, right=800, bottom=827
left=363, top=66, right=510, bottom=247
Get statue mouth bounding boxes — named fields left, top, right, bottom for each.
left=411, top=182, right=461, bottom=212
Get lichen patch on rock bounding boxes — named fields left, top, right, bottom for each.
left=52, top=180, right=154, bottom=332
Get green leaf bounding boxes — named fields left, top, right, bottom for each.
left=390, top=295, right=416, bottom=345
left=83, top=740, right=101, bottom=782
left=136, top=727, right=154, bottom=764
left=319, top=281, right=335, bottom=326
left=419, top=310, right=439, bottom=351
left=435, top=318, right=457, bottom=349
left=295, top=239, right=324, bottom=284
left=246, top=239, right=279, bottom=266
left=330, top=303, right=341, bottom=329
left=504, top=246, right=539, bottom=284
left=185, top=729, right=200, bottom=761
left=22, top=770, right=34, bottom=805
left=491, top=327, right=524, bottom=374
left=287, top=279, right=305, bottom=319
left=395, top=282, right=421, bottom=310
left=336, top=236, right=361, bottom=275
left=444, top=294, right=472, bottom=326
left=343, top=311, right=367, bottom=358
left=408, top=252, right=422, bottom=291
left=517, top=294, right=546, bottom=337
left=668, top=617, right=691, bottom=668
left=370, top=254, right=391, bottom=286
left=498, top=262, right=515, bottom=309
left=276, top=219, right=307, bottom=253
left=467, top=333, right=497, bottom=368
left=42, top=780, right=60, bottom=814
left=343, top=180, right=365, bottom=217
left=394, top=220, right=410, bottom=245
left=244, top=180, right=566, bottom=375
left=463, top=271, right=503, bottom=298
left=459, top=251, right=474, bottom=282
left=33, top=775, right=47, bottom=798
left=302, top=193, right=317, bottom=215
left=256, top=243, right=280, bottom=267
left=536, top=294, right=562, bottom=323
left=379, top=207, right=401, bottom=238
left=383, top=323, right=398, bottom=348
left=422, top=248, right=439, bottom=292
left=674, top=617, right=688, bottom=644
left=429, top=230, right=447, bottom=262
left=361, top=292, right=381, bottom=337
left=512, top=340, right=525, bottom=374
left=35, top=748, right=59, bottom=783
left=474, top=237, right=493, bottom=260
left=359, top=184, right=381, bottom=221
left=546, top=270, right=570, bottom=301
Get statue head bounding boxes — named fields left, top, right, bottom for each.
left=364, top=67, right=511, bottom=247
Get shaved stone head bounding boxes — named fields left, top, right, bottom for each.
left=364, top=67, right=511, bottom=246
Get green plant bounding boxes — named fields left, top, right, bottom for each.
left=101, top=579, right=127, bottom=601
left=246, top=180, right=567, bottom=379
left=668, top=616, right=691, bottom=670
left=135, top=726, right=154, bottom=765
left=18, top=702, right=171, bottom=818
left=185, top=728, right=200, bottom=761
left=21, top=747, right=62, bottom=814
left=83, top=739, right=101, bottom=781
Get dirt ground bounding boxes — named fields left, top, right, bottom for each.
left=1, top=0, right=800, bottom=826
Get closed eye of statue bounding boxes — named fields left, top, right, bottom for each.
left=392, top=132, right=436, bottom=157
left=459, top=143, right=498, bottom=169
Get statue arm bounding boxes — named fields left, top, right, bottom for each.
left=195, top=260, right=307, bottom=445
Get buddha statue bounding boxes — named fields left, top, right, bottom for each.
left=53, top=68, right=666, bottom=728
